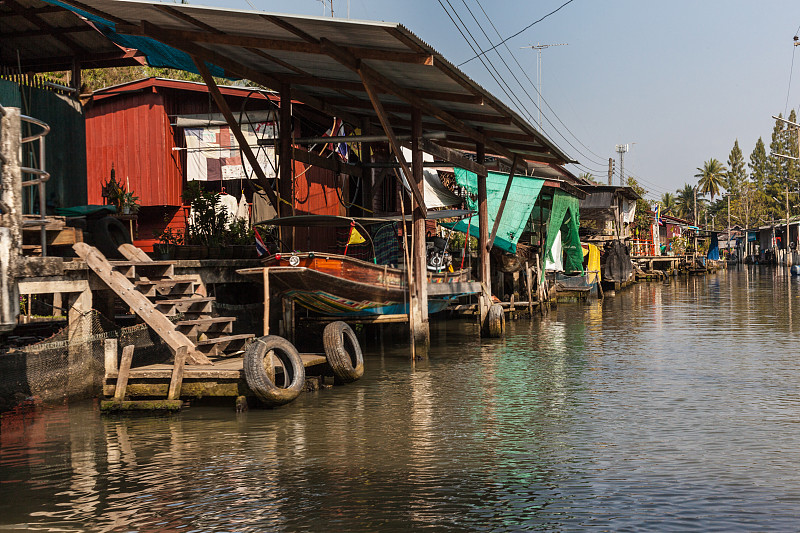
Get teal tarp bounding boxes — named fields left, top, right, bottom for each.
left=544, top=189, right=583, bottom=278
left=55, top=205, right=115, bottom=217
left=45, top=1, right=228, bottom=79
left=449, top=168, right=544, bottom=253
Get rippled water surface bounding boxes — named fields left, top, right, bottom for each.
left=4, top=267, right=800, bottom=531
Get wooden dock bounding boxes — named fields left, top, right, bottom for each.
left=102, top=352, right=327, bottom=409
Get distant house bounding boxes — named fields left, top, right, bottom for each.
left=577, top=185, right=640, bottom=241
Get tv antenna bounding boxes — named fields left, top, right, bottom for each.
left=521, top=42, right=568, bottom=128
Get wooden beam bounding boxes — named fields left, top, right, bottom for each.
left=278, top=75, right=483, bottom=104
left=291, top=147, right=362, bottom=178
left=3, top=0, right=86, bottom=54
left=118, top=26, right=433, bottom=64
left=411, top=107, right=429, bottom=327
left=56, top=0, right=129, bottom=25
left=477, top=141, right=490, bottom=289
left=192, top=56, right=280, bottom=212
left=318, top=95, right=510, bottom=124
left=136, top=23, right=362, bottom=126
left=359, top=71, right=427, bottom=218
left=418, top=138, right=487, bottom=176
left=487, top=154, right=520, bottom=251
left=251, top=17, right=515, bottom=160
left=279, top=82, right=293, bottom=219
left=2, top=26, right=95, bottom=39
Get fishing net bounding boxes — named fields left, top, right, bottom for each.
left=0, top=311, right=171, bottom=407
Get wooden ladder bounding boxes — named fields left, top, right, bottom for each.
left=74, top=243, right=253, bottom=365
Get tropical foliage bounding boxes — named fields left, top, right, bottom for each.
left=684, top=111, right=800, bottom=231
left=695, top=158, right=727, bottom=200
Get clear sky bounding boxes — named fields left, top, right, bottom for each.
left=191, top=0, right=800, bottom=202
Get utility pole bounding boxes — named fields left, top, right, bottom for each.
left=770, top=114, right=800, bottom=266
left=608, top=157, right=614, bottom=186
left=521, top=42, right=568, bottom=128
left=727, top=192, right=731, bottom=261
left=615, top=144, right=629, bottom=186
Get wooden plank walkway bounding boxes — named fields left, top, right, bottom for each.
left=104, top=353, right=327, bottom=380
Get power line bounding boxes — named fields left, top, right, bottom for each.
left=458, top=0, right=576, bottom=67
left=453, top=0, right=610, bottom=168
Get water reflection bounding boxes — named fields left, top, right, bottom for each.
left=4, top=268, right=800, bottom=530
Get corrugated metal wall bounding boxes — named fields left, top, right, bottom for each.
left=0, top=79, right=87, bottom=211
left=85, top=91, right=182, bottom=206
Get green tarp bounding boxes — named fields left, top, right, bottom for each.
left=449, top=168, right=544, bottom=254
left=545, top=189, right=583, bottom=277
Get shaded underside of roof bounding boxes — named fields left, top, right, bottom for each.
left=50, top=0, right=574, bottom=168
left=0, top=0, right=144, bottom=71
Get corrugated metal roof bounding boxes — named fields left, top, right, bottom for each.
left=53, top=0, right=575, bottom=168
left=0, top=0, right=144, bottom=71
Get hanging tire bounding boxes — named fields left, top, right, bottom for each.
left=487, top=303, right=505, bottom=338
left=87, top=216, right=131, bottom=259
left=243, top=335, right=305, bottom=406
left=323, top=321, right=364, bottom=383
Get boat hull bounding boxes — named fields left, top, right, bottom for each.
left=258, top=253, right=473, bottom=317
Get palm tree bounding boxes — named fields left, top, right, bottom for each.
left=659, top=192, right=676, bottom=215
left=675, top=184, right=696, bottom=221
left=695, top=158, right=728, bottom=200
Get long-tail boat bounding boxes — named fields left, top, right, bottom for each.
left=244, top=252, right=476, bottom=317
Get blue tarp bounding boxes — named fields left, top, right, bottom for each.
left=44, top=1, right=228, bottom=79
left=707, top=233, right=720, bottom=260
left=447, top=168, right=544, bottom=254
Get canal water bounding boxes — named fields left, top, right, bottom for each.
left=2, top=267, right=800, bottom=531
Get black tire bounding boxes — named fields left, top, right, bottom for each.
left=487, top=303, right=505, bottom=338
left=87, top=216, right=131, bottom=259
left=243, top=335, right=305, bottom=406
left=323, top=321, right=364, bottom=383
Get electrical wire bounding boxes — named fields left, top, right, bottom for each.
left=470, top=0, right=609, bottom=166
left=787, top=24, right=800, bottom=116
left=441, top=0, right=605, bottom=168
left=458, top=0, right=576, bottom=67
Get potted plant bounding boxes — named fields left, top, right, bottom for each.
left=153, top=227, right=182, bottom=260
left=121, top=190, right=140, bottom=215
left=182, top=182, right=228, bottom=259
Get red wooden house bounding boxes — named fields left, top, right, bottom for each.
left=85, top=77, right=342, bottom=251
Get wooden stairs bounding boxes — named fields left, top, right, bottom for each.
left=73, top=242, right=253, bottom=365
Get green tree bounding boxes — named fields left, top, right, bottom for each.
left=675, top=184, right=696, bottom=221
left=749, top=137, right=768, bottom=188
left=726, top=139, right=746, bottom=194
left=731, top=180, right=768, bottom=228
left=765, top=114, right=788, bottom=218
left=659, top=192, right=676, bottom=215
left=695, top=158, right=727, bottom=200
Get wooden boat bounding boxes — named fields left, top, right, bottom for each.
left=239, top=252, right=479, bottom=317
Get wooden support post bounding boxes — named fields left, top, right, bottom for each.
left=359, top=70, right=427, bottom=218
left=476, top=141, right=490, bottom=334
left=279, top=82, right=293, bottom=221
left=411, top=108, right=429, bottom=350
left=262, top=267, right=270, bottom=336
left=525, top=261, right=533, bottom=316
left=167, top=345, right=187, bottom=400
left=191, top=57, right=279, bottom=212
left=114, top=345, right=135, bottom=401
left=104, top=338, right=118, bottom=380
left=53, top=292, right=62, bottom=317
left=71, top=58, right=81, bottom=92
